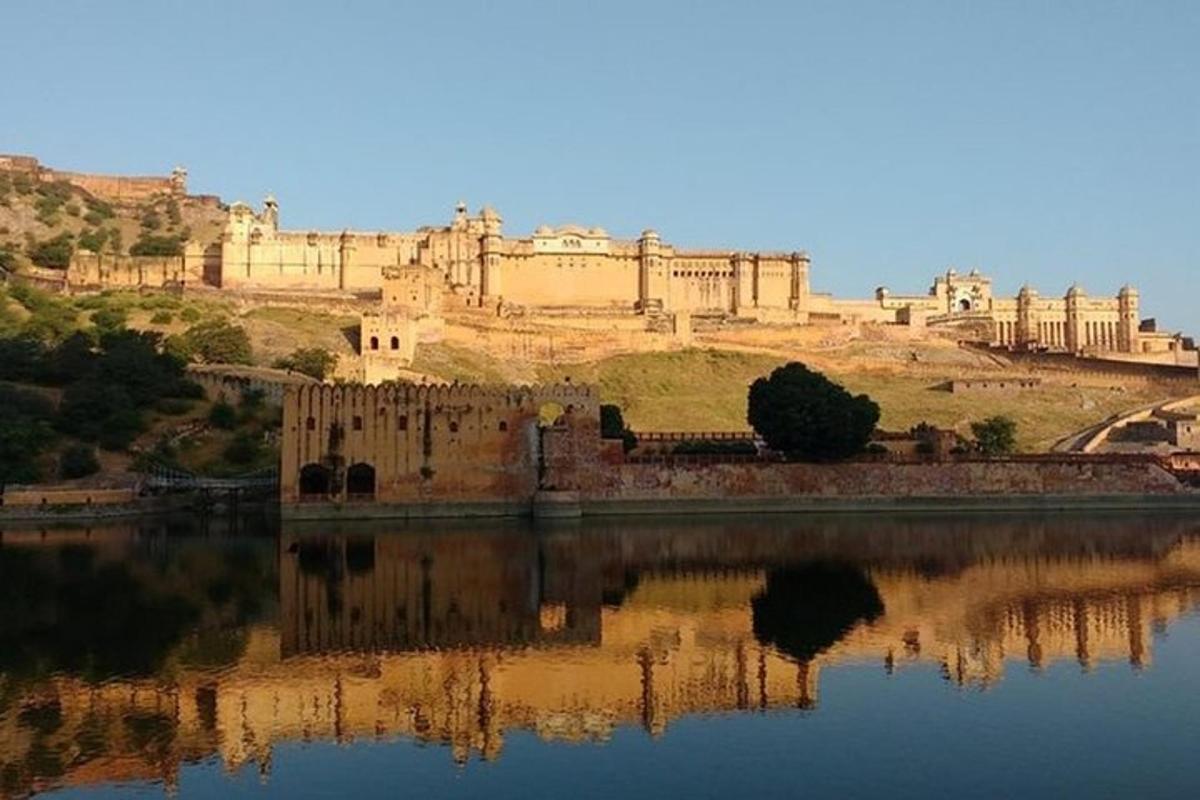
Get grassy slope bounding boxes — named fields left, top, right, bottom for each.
left=535, top=348, right=1180, bottom=451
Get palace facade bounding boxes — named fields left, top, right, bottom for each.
left=219, top=198, right=1184, bottom=360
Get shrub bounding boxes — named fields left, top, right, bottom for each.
left=150, top=310, right=174, bottom=325
left=129, top=234, right=184, bottom=257
left=155, top=397, right=193, bottom=415
left=165, top=199, right=182, bottom=226
left=971, top=416, right=1017, bottom=455
left=0, top=244, right=17, bottom=272
left=672, top=439, right=758, bottom=456
left=222, top=431, right=262, bottom=466
left=747, top=362, right=880, bottom=461
left=273, top=347, right=336, bottom=380
left=77, top=228, right=109, bottom=253
left=208, top=401, right=237, bottom=429
left=28, top=234, right=74, bottom=269
left=179, top=306, right=202, bottom=323
left=178, top=319, right=252, bottom=364
left=140, top=209, right=162, bottom=231
left=59, top=444, right=100, bottom=479
left=90, top=307, right=127, bottom=334
left=64, top=202, right=80, bottom=217
left=599, top=403, right=638, bottom=453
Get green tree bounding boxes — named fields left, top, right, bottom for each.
left=0, top=386, right=56, bottom=484
left=90, top=307, right=127, bottom=335
left=208, top=401, right=237, bottom=430
left=222, top=431, right=262, bottom=466
left=77, top=228, right=109, bottom=253
left=599, top=403, right=638, bottom=453
left=175, top=319, right=252, bottom=364
left=273, top=347, right=336, bottom=380
left=59, top=444, right=100, bottom=479
left=971, top=416, right=1017, bottom=455
left=130, top=234, right=184, bottom=257
left=747, top=362, right=880, bottom=461
left=28, top=234, right=74, bottom=269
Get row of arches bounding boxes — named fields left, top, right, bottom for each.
left=299, top=463, right=376, bottom=500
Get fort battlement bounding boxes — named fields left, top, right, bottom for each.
left=0, top=154, right=187, bottom=203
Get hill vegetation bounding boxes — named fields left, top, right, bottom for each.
left=0, top=169, right=226, bottom=273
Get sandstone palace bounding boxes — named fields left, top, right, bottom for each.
left=4, top=155, right=1190, bottom=368
left=219, top=196, right=1181, bottom=359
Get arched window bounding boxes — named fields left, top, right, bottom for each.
left=346, top=463, right=376, bottom=500
left=299, top=463, right=332, bottom=498
left=449, top=421, right=459, bottom=433
left=398, top=414, right=408, bottom=431
left=306, top=416, right=316, bottom=431
left=498, top=420, right=508, bottom=432
left=390, top=336, right=400, bottom=350
left=369, top=336, right=379, bottom=351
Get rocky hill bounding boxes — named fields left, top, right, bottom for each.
left=0, top=168, right=226, bottom=275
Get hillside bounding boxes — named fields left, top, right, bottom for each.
left=0, top=168, right=226, bottom=273
left=3, top=278, right=1191, bottom=457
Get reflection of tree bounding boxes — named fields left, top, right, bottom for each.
left=751, top=561, right=884, bottom=662
left=0, top=540, right=275, bottom=682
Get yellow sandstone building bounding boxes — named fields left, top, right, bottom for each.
left=218, top=197, right=1184, bottom=361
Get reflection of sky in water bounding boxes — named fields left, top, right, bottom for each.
left=8, top=512, right=1200, bottom=798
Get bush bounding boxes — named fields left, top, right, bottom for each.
left=208, top=401, right=237, bottom=429
left=176, top=319, right=252, bottom=364
left=59, top=444, right=100, bottom=479
left=155, top=397, right=193, bottom=415
left=90, top=307, right=127, bottom=334
left=273, top=347, right=336, bottom=380
left=129, top=234, right=184, bottom=257
left=222, top=431, right=262, bottom=466
left=77, top=228, right=109, bottom=253
left=180, top=306, right=202, bottom=323
left=140, top=209, right=162, bottom=231
left=672, top=440, right=758, bottom=456
left=747, top=362, right=880, bottom=461
left=599, top=403, right=638, bottom=453
left=971, top=416, right=1017, bottom=455
left=0, top=244, right=17, bottom=272
left=150, top=310, right=174, bottom=325
left=28, top=234, right=74, bottom=269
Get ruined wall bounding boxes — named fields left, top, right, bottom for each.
left=591, top=459, right=1186, bottom=504
left=280, top=383, right=600, bottom=506
left=0, top=154, right=185, bottom=202
left=67, top=244, right=219, bottom=289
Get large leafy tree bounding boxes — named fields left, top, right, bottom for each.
left=747, top=362, right=880, bottom=461
left=971, top=415, right=1017, bottom=455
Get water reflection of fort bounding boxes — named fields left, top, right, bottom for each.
left=4, top=515, right=1200, bottom=795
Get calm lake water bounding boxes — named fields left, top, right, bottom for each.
left=3, top=512, right=1200, bottom=799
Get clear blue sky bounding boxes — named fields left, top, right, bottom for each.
left=2, top=1, right=1197, bottom=329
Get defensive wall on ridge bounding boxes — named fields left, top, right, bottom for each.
left=0, top=153, right=187, bottom=202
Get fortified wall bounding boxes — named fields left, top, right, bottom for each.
left=282, top=383, right=1193, bottom=517
left=279, top=382, right=602, bottom=508
left=0, top=153, right=187, bottom=203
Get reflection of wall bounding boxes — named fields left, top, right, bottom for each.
left=5, top=519, right=1200, bottom=795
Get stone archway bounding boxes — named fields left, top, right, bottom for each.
left=299, top=463, right=333, bottom=499
left=346, top=462, right=376, bottom=500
